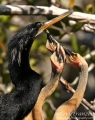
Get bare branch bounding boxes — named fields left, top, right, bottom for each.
left=60, top=78, right=95, bottom=113
left=0, top=5, right=95, bottom=33
left=84, top=50, right=95, bottom=60
left=92, top=99, right=95, bottom=120
left=45, top=99, right=56, bottom=111
left=0, top=83, right=14, bottom=93
left=88, top=63, right=95, bottom=72
left=0, top=5, right=69, bottom=15
left=0, top=5, right=95, bottom=24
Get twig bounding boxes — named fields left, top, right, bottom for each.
left=0, top=84, right=6, bottom=93
left=47, top=0, right=61, bottom=7
left=88, top=63, right=95, bottom=72
left=0, top=5, right=70, bottom=15
left=45, top=99, right=56, bottom=111
left=0, top=83, right=13, bottom=93
left=92, top=99, right=95, bottom=120
left=60, top=77, right=95, bottom=113
left=0, top=5, right=94, bottom=24
left=0, top=5, right=95, bottom=33
left=84, top=50, right=95, bottom=60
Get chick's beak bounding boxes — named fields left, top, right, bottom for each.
left=36, top=10, right=72, bottom=36
left=50, top=44, right=65, bottom=72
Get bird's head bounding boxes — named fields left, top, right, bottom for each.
left=45, top=29, right=66, bottom=72
left=36, top=10, right=72, bottom=37
left=46, top=29, right=57, bottom=52
left=8, top=10, right=72, bottom=66
left=45, top=30, right=84, bottom=70
left=50, top=43, right=66, bottom=73
left=8, top=10, right=72, bottom=50
left=64, top=48, right=83, bottom=69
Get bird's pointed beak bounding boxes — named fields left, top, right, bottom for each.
left=46, top=29, right=57, bottom=52
left=45, top=30, right=66, bottom=62
left=36, top=10, right=72, bottom=36
left=50, top=44, right=66, bottom=72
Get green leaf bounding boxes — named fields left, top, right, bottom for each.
left=9, top=25, right=20, bottom=32
left=90, top=56, right=95, bottom=63
left=71, top=34, right=80, bottom=52
left=0, top=16, right=12, bottom=24
left=71, top=22, right=84, bottom=32
left=71, top=34, right=88, bottom=55
left=0, top=0, right=3, bottom=4
left=0, top=28, right=7, bottom=41
left=86, top=4, right=93, bottom=14
left=92, top=0, right=95, bottom=14
left=73, top=5, right=84, bottom=12
left=38, top=45, right=47, bottom=53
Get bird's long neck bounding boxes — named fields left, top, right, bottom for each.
left=32, top=70, right=61, bottom=120
left=8, top=38, right=34, bottom=86
left=72, top=63, right=88, bottom=100
left=7, top=38, right=42, bottom=119
left=53, top=61, right=88, bottom=120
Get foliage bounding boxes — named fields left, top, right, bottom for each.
left=0, top=0, right=95, bottom=119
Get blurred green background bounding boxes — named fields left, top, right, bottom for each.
left=0, top=0, right=95, bottom=119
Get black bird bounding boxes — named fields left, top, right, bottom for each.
left=0, top=10, right=72, bottom=120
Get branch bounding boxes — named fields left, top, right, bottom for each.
left=0, top=5, right=94, bottom=23
left=0, top=83, right=13, bottom=93
left=0, top=5, right=95, bottom=33
left=0, top=5, right=69, bottom=15
left=45, top=99, right=56, bottom=111
left=60, top=77, right=95, bottom=113
left=84, top=50, right=95, bottom=60
left=92, top=99, right=95, bottom=120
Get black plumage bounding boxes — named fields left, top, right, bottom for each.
left=0, top=22, right=43, bottom=120
left=0, top=10, right=72, bottom=120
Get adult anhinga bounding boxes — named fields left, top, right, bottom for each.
left=0, top=10, right=72, bottom=120
left=46, top=31, right=88, bottom=120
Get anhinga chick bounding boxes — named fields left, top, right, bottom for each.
left=53, top=49, right=88, bottom=120
left=32, top=42, right=66, bottom=120
left=45, top=30, right=88, bottom=120
left=0, top=10, right=72, bottom=120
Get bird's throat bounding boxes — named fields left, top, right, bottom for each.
left=8, top=38, right=33, bottom=86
